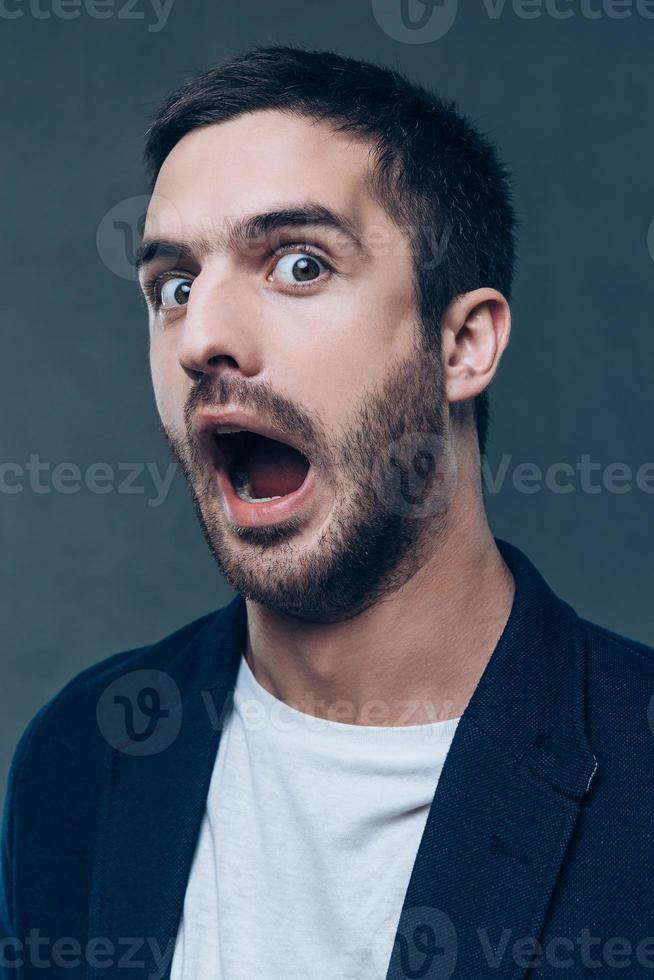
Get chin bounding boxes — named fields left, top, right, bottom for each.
left=201, top=513, right=418, bottom=625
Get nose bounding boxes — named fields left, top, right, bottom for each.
left=176, top=268, right=263, bottom=381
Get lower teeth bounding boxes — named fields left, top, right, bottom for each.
left=231, top=465, right=281, bottom=504
left=237, top=488, right=282, bottom=503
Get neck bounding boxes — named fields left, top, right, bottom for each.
left=244, top=455, right=515, bottom=727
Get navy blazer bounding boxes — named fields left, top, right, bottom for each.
left=2, top=538, right=654, bottom=979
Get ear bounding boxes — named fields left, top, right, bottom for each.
left=440, top=288, right=511, bottom=404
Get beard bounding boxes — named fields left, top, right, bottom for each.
left=162, top=335, right=457, bottom=624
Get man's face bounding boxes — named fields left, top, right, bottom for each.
left=141, top=110, right=453, bottom=622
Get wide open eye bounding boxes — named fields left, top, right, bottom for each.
left=159, top=276, right=193, bottom=308
left=269, top=252, right=330, bottom=287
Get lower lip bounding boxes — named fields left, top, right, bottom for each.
left=214, top=461, right=317, bottom=528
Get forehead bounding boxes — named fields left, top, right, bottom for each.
left=145, top=109, right=388, bottom=239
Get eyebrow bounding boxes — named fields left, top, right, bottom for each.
left=134, top=203, right=367, bottom=277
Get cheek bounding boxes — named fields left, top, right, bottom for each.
left=279, top=300, right=417, bottom=426
left=149, top=339, right=187, bottom=439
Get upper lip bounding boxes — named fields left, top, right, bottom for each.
left=192, top=407, right=307, bottom=467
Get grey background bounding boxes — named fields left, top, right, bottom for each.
left=2, top=0, right=653, bottom=805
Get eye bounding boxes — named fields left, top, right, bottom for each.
left=268, top=250, right=331, bottom=288
left=159, top=276, right=193, bottom=308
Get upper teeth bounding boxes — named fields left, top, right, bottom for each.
left=214, top=426, right=246, bottom=435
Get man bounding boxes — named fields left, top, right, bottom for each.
left=2, top=45, right=653, bottom=980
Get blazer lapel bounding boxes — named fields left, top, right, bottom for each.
left=86, top=594, right=247, bottom=980
left=385, top=539, right=598, bottom=979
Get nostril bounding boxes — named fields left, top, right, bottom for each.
left=207, top=354, right=239, bottom=370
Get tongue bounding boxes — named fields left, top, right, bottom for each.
left=248, top=436, right=309, bottom=498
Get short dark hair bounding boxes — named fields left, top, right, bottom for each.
left=144, top=45, right=517, bottom=458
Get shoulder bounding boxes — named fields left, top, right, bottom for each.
left=575, top=614, right=654, bottom=761
left=4, top=607, right=224, bottom=790
left=578, top=614, right=654, bottom=674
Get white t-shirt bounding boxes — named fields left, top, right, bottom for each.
left=170, top=652, right=460, bottom=980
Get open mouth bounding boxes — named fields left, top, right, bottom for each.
left=212, top=428, right=311, bottom=504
